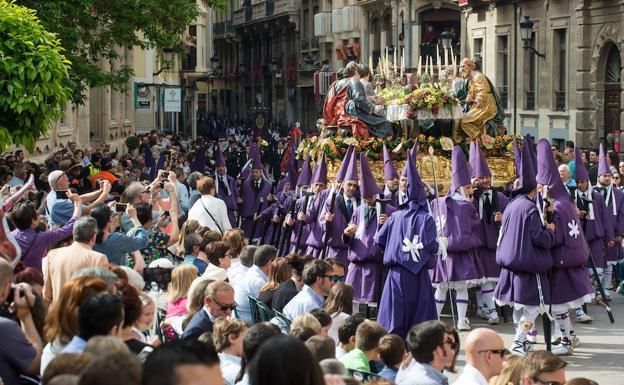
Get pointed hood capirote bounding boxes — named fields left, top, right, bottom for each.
left=536, top=138, right=567, bottom=199
left=310, top=152, right=327, bottom=185
left=513, top=140, right=521, bottom=178
left=514, top=137, right=537, bottom=194
left=335, top=145, right=354, bottom=182
left=383, top=144, right=400, bottom=181
left=359, top=152, right=380, bottom=197
left=598, top=143, right=611, bottom=176
left=449, top=146, right=472, bottom=195
left=343, top=148, right=358, bottom=182
left=214, top=147, right=225, bottom=167
left=469, top=141, right=491, bottom=179
left=296, top=154, right=312, bottom=187
left=575, top=147, right=590, bottom=182
left=525, top=134, right=537, bottom=171
left=406, top=146, right=428, bottom=205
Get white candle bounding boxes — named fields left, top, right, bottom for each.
left=393, top=48, right=397, bottom=73
left=369, top=56, right=373, bottom=76
left=429, top=56, right=433, bottom=76
left=436, top=45, right=441, bottom=77
left=444, top=47, right=448, bottom=68
left=418, top=55, right=422, bottom=75
left=424, top=56, right=428, bottom=76
left=400, top=49, right=405, bottom=78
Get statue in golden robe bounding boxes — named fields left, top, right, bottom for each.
left=458, top=58, right=505, bottom=140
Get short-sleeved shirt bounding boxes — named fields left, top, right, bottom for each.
left=0, top=317, right=36, bottom=385
left=127, top=228, right=170, bottom=268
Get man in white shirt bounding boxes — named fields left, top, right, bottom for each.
left=452, top=328, right=506, bottom=385
left=233, top=245, right=277, bottom=323
left=188, top=177, right=232, bottom=234
left=283, top=259, right=332, bottom=320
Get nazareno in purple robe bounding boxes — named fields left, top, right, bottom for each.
left=304, top=188, right=331, bottom=258
left=215, top=173, right=239, bottom=227
left=600, top=185, right=624, bottom=263
left=239, top=177, right=273, bottom=239
left=345, top=202, right=396, bottom=303
left=319, top=193, right=360, bottom=266
left=289, top=194, right=315, bottom=254
left=374, top=200, right=438, bottom=339
left=431, top=195, right=484, bottom=287
left=474, top=191, right=509, bottom=280
left=494, top=195, right=555, bottom=308
left=577, top=189, right=612, bottom=269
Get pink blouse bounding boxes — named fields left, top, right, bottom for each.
left=166, top=297, right=188, bottom=317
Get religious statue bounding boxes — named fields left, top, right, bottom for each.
left=457, top=58, right=505, bottom=140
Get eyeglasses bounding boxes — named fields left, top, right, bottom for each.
left=212, top=299, right=237, bottom=312
left=477, top=348, right=509, bottom=358
left=325, top=274, right=345, bottom=283
left=532, top=378, right=563, bottom=385
left=443, top=338, right=459, bottom=351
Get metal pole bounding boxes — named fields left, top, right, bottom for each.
left=513, top=1, right=518, bottom=135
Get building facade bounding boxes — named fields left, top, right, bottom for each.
left=460, top=0, right=624, bottom=149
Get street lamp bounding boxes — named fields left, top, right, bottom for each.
left=153, top=47, right=175, bottom=76
left=519, top=16, right=545, bottom=58
left=440, top=31, right=453, bottom=49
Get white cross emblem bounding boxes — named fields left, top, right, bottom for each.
left=435, top=215, right=446, bottom=234
left=402, top=235, right=424, bottom=262
left=568, top=220, right=580, bottom=239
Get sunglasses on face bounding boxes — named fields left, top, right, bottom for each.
left=477, top=348, right=509, bottom=358
left=325, top=274, right=345, bottom=283
left=443, top=338, right=459, bottom=351
left=213, top=299, right=237, bottom=312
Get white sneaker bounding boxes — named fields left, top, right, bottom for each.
left=477, top=307, right=488, bottom=320
left=575, top=308, right=593, bottom=324
left=526, top=328, right=538, bottom=344
left=511, top=340, right=531, bottom=356
left=552, top=337, right=574, bottom=356
left=570, top=333, right=581, bottom=348
left=486, top=309, right=500, bottom=325
left=457, top=318, right=471, bottom=331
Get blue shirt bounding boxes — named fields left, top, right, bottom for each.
left=234, top=265, right=268, bottom=323
left=396, top=360, right=448, bottom=385
left=61, top=336, right=87, bottom=354
left=46, top=192, right=76, bottom=227
left=282, top=285, right=325, bottom=320
left=378, top=366, right=399, bottom=382
left=182, top=255, right=208, bottom=275
left=92, top=227, right=150, bottom=265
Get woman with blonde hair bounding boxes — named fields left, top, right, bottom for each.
left=258, top=257, right=291, bottom=307
left=291, top=313, right=322, bottom=335
left=174, top=219, right=200, bottom=256
left=165, top=264, right=198, bottom=317
left=324, top=282, right=354, bottom=343
left=213, top=318, right=248, bottom=385
left=182, top=278, right=214, bottom=330
left=41, top=276, right=109, bottom=373
left=490, top=355, right=523, bottom=385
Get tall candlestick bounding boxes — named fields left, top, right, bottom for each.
left=423, top=56, right=428, bottom=76
left=429, top=56, right=433, bottom=77
left=369, top=56, right=374, bottom=76
left=393, top=48, right=398, bottom=74
left=444, top=47, right=448, bottom=68
left=400, top=49, right=405, bottom=79
left=450, top=46, right=455, bottom=74
left=436, top=45, right=441, bottom=78
left=418, top=55, right=422, bottom=75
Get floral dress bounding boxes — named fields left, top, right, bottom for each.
left=126, top=228, right=171, bottom=268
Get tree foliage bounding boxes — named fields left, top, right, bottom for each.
left=16, top=0, right=229, bottom=104
left=0, top=0, right=71, bottom=152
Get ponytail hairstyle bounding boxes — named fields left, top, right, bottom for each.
left=90, top=204, right=112, bottom=244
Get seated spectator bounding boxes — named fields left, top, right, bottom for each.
left=271, top=254, right=307, bottom=312
left=310, top=308, right=332, bottom=337
left=396, top=320, right=459, bottom=385
left=43, top=217, right=109, bottom=304
left=143, top=339, right=221, bottom=385
left=166, top=264, right=198, bottom=318
left=454, top=328, right=506, bottom=385
left=377, top=334, right=406, bottom=382
left=248, top=335, right=325, bottom=385
left=46, top=171, right=110, bottom=228
left=90, top=204, right=149, bottom=267
left=175, top=219, right=200, bottom=257
left=290, top=326, right=318, bottom=342
left=119, top=265, right=146, bottom=291
left=305, top=335, right=336, bottom=362
left=133, top=293, right=157, bottom=344
left=223, top=228, right=245, bottom=260
left=118, top=282, right=153, bottom=354
left=227, top=245, right=256, bottom=282
left=319, top=358, right=348, bottom=376
left=202, top=241, right=232, bottom=281
left=10, top=199, right=79, bottom=272
left=490, top=355, right=523, bottom=385
left=78, top=350, right=142, bottom=385
left=42, top=353, right=94, bottom=385
left=84, top=336, right=130, bottom=356
left=62, top=294, right=124, bottom=354
left=325, top=282, right=355, bottom=343
left=213, top=318, right=248, bottom=385
left=340, top=320, right=387, bottom=373
left=183, top=278, right=214, bottom=331
left=187, top=176, right=232, bottom=233
left=236, top=322, right=282, bottom=385
left=0, top=258, right=42, bottom=384
left=520, top=351, right=567, bottom=385
left=234, top=245, right=277, bottom=324
left=336, top=314, right=366, bottom=359
left=565, top=379, right=599, bottom=385
left=291, top=313, right=322, bottom=335
left=258, top=257, right=291, bottom=308
left=283, top=259, right=332, bottom=320
left=182, top=281, right=235, bottom=340
left=181, top=233, right=208, bottom=274
left=41, top=276, right=109, bottom=372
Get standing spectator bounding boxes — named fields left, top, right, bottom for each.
left=142, top=339, right=222, bottom=385
left=10, top=199, right=80, bottom=273
left=452, top=328, right=506, bottom=385
left=377, top=334, right=406, bottom=382
left=563, top=147, right=576, bottom=179
left=7, top=163, right=28, bottom=187
left=90, top=204, right=149, bottom=267
left=588, top=149, right=599, bottom=185
left=324, top=282, right=355, bottom=344
left=395, top=321, right=459, bottom=385
left=234, top=245, right=277, bottom=323
left=340, top=320, right=387, bottom=373
left=187, top=177, right=232, bottom=234
left=227, top=245, right=256, bottom=282
left=174, top=167, right=190, bottom=213
left=213, top=318, right=248, bottom=385
left=62, top=293, right=124, bottom=354
left=182, top=281, right=236, bottom=340
left=128, top=202, right=180, bottom=268
left=282, top=259, right=332, bottom=320
left=0, top=258, right=42, bottom=384
left=214, top=149, right=240, bottom=228
left=166, top=264, right=199, bottom=318
left=519, top=351, right=567, bottom=385
left=43, top=217, right=109, bottom=304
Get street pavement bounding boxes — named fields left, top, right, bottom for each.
left=444, top=294, right=624, bottom=384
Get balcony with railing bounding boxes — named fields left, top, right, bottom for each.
left=314, top=12, right=331, bottom=37
left=554, top=91, right=566, bottom=112
left=314, top=71, right=336, bottom=97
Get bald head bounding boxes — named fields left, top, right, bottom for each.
left=463, top=328, right=505, bottom=381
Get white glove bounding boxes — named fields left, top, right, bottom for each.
left=437, top=236, right=448, bottom=260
